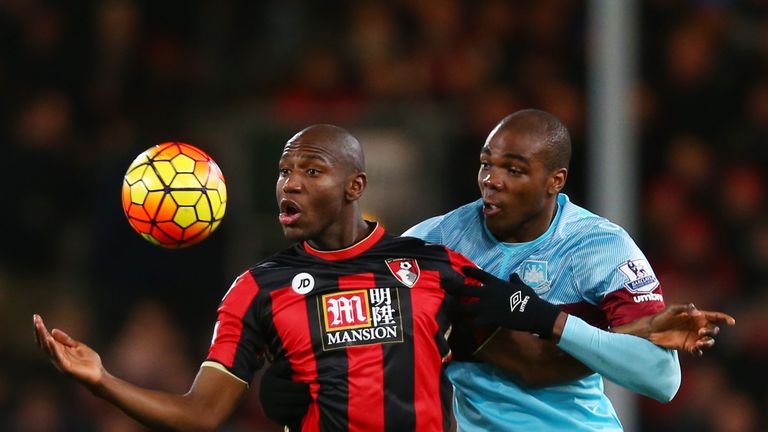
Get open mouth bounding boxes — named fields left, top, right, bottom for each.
left=482, top=201, right=501, bottom=216
left=279, top=200, right=302, bottom=226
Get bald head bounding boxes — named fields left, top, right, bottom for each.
left=490, top=109, right=571, bottom=171
left=286, top=124, right=365, bottom=175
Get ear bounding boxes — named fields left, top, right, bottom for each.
left=345, top=172, right=367, bottom=202
left=548, top=168, right=568, bottom=195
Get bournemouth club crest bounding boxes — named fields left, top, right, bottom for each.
left=386, top=258, right=420, bottom=288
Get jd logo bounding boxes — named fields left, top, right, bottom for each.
left=292, top=272, right=315, bottom=295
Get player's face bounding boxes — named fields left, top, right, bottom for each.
left=477, top=128, right=564, bottom=242
left=276, top=137, right=349, bottom=243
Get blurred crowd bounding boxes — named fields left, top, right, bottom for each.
left=1, top=0, right=766, bottom=431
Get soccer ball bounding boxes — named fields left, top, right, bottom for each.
left=121, top=142, right=227, bottom=248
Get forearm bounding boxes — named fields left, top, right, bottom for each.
left=610, top=315, right=652, bottom=339
left=477, top=328, right=591, bottom=386
left=556, top=315, right=681, bottom=402
left=93, top=372, right=218, bottom=432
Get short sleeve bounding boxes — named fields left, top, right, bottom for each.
left=205, top=271, right=266, bottom=384
left=571, top=223, right=665, bottom=327
left=402, top=215, right=445, bottom=244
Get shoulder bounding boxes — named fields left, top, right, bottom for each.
left=403, top=200, right=483, bottom=241
left=377, top=232, right=446, bottom=257
left=250, top=246, right=302, bottom=273
left=375, top=233, right=473, bottom=271
left=237, top=246, right=309, bottom=291
left=559, top=197, right=637, bottom=250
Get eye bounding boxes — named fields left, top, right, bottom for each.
left=279, top=168, right=290, bottom=177
left=479, top=161, right=490, bottom=170
left=307, top=168, right=319, bottom=176
left=508, top=166, right=523, bottom=175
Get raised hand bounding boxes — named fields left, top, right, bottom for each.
left=646, top=304, right=736, bottom=356
left=445, top=266, right=563, bottom=339
left=33, top=314, right=105, bottom=388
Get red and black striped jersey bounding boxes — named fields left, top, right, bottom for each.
left=205, top=223, right=479, bottom=432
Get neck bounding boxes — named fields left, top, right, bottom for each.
left=307, top=212, right=372, bottom=251
left=502, top=197, right=558, bottom=243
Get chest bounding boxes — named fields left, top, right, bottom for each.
left=259, top=260, right=450, bottom=356
left=456, top=239, right=582, bottom=303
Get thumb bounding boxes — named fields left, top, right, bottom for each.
left=51, top=329, right=78, bottom=348
left=461, top=266, right=501, bottom=285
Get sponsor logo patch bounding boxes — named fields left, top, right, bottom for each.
left=291, top=272, right=315, bottom=295
left=318, top=287, right=403, bottom=350
left=386, top=258, right=420, bottom=288
left=633, top=292, right=664, bottom=303
left=618, top=259, right=659, bottom=293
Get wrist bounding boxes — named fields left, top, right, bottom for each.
left=88, top=368, right=113, bottom=398
left=531, top=300, right=563, bottom=340
left=551, top=312, right=568, bottom=343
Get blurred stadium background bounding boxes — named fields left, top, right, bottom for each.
left=2, top=0, right=767, bottom=431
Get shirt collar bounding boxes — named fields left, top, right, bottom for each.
left=303, top=221, right=385, bottom=261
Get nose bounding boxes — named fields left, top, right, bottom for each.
left=281, top=173, right=301, bottom=193
left=482, top=172, right=502, bottom=190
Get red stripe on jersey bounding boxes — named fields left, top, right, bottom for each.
left=338, top=273, right=384, bottom=432
left=410, top=269, right=446, bottom=431
left=207, top=271, right=259, bottom=368
left=601, top=285, right=666, bottom=327
left=339, top=273, right=375, bottom=290
left=304, top=223, right=385, bottom=261
left=271, top=286, right=321, bottom=431
left=444, top=247, right=480, bottom=284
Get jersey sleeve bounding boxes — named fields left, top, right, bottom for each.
left=204, top=270, right=266, bottom=385
left=572, top=222, right=665, bottom=327
left=402, top=215, right=446, bottom=244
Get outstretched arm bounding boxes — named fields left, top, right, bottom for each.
left=477, top=303, right=734, bottom=387
left=448, top=268, right=734, bottom=401
left=555, top=314, right=681, bottom=402
left=33, top=314, right=247, bottom=431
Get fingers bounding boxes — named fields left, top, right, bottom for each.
left=696, top=336, right=715, bottom=349
left=33, top=315, right=54, bottom=354
left=698, top=324, right=720, bottom=338
left=461, top=266, right=500, bottom=284
left=457, top=301, right=483, bottom=317
left=690, top=336, right=716, bottom=357
left=51, top=329, right=78, bottom=348
left=699, top=310, right=736, bottom=326
left=32, top=314, right=43, bottom=347
left=444, top=281, right=484, bottom=298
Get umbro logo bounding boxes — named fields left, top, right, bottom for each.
left=510, top=291, right=530, bottom=313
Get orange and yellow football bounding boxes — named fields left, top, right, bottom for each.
left=121, top=142, right=227, bottom=248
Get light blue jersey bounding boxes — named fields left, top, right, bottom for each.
left=403, top=194, right=672, bottom=431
